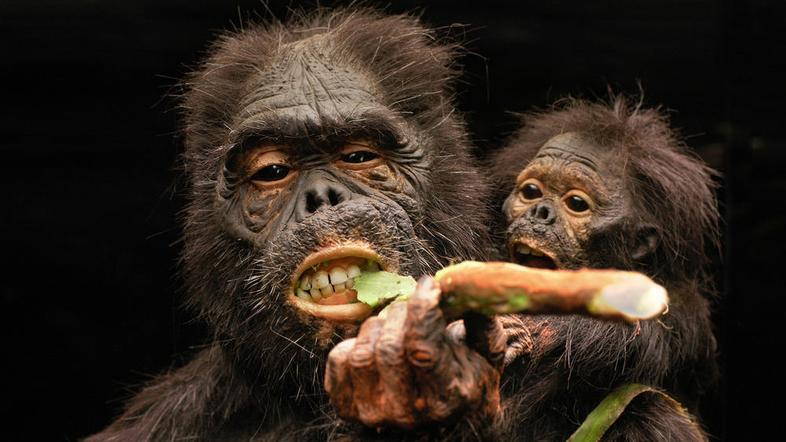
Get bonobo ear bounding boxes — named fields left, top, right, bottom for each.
left=631, top=225, right=659, bottom=262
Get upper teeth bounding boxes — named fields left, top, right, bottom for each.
left=516, top=244, right=545, bottom=256
left=313, top=271, right=330, bottom=289
left=296, top=262, right=370, bottom=303
left=329, top=268, right=348, bottom=284
left=299, top=274, right=312, bottom=290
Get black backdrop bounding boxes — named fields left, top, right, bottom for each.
left=1, top=0, right=783, bottom=440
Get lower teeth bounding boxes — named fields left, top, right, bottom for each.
left=296, top=288, right=311, bottom=300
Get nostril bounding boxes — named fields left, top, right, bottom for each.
left=295, top=173, right=354, bottom=222
left=328, top=188, right=341, bottom=206
left=305, top=191, right=320, bottom=214
left=527, top=202, right=555, bottom=224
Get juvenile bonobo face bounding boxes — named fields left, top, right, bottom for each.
left=503, top=132, right=629, bottom=269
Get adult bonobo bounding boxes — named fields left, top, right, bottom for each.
left=88, top=8, right=499, bottom=441
left=488, top=97, right=720, bottom=440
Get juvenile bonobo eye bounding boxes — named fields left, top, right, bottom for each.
left=519, top=179, right=544, bottom=201
left=562, top=190, right=593, bottom=215
left=336, top=142, right=383, bottom=170
left=245, top=147, right=295, bottom=188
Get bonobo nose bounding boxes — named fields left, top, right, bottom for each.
left=294, top=170, right=353, bottom=222
left=526, top=201, right=556, bottom=225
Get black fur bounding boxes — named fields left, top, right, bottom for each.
left=88, top=8, right=493, bottom=441
left=487, top=97, right=719, bottom=440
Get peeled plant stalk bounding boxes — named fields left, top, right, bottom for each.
left=433, top=261, right=668, bottom=323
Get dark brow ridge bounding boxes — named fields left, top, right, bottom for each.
left=231, top=114, right=406, bottom=153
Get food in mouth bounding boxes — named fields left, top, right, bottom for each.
left=294, top=257, right=379, bottom=306
left=290, top=250, right=667, bottom=325
left=287, top=246, right=395, bottom=322
left=434, top=261, right=668, bottom=323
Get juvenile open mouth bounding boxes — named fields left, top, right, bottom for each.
left=510, top=241, right=559, bottom=270
left=287, top=244, right=393, bottom=322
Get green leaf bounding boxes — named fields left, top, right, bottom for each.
left=354, top=271, right=417, bottom=308
left=567, top=383, right=699, bottom=442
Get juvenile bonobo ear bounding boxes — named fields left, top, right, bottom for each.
left=631, top=225, right=659, bottom=262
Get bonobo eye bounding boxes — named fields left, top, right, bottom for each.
left=245, top=147, right=295, bottom=188
left=336, top=142, right=383, bottom=170
left=563, top=190, right=593, bottom=215
left=252, top=164, right=290, bottom=182
left=342, top=150, right=378, bottom=164
left=519, top=179, right=544, bottom=201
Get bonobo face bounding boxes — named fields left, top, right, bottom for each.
left=181, top=20, right=489, bottom=361
left=503, top=132, right=629, bottom=270
left=228, top=135, right=427, bottom=324
left=220, top=37, right=435, bottom=326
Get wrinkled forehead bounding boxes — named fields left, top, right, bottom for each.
left=535, top=132, right=604, bottom=164
left=234, top=34, right=385, bottom=137
left=515, top=132, right=626, bottom=201
left=532, top=132, right=623, bottom=175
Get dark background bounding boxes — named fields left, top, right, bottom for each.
left=1, top=0, right=782, bottom=439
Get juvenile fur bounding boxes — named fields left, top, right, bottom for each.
left=488, top=97, right=719, bottom=440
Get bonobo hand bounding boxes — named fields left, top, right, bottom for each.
left=325, top=276, right=506, bottom=429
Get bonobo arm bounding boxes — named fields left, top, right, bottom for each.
left=490, top=312, right=711, bottom=440
left=85, top=346, right=251, bottom=441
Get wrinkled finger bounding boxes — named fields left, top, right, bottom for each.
left=349, top=317, right=385, bottom=426
left=404, top=276, right=446, bottom=369
left=463, top=311, right=506, bottom=371
left=403, top=277, right=455, bottom=423
left=325, top=338, right=357, bottom=419
left=374, top=301, right=416, bottom=428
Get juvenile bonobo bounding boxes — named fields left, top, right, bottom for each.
left=488, top=97, right=720, bottom=440
left=88, top=8, right=500, bottom=441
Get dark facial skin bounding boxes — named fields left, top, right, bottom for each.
left=503, top=132, right=635, bottom=270
left=219, top=34, right=469, bottom=334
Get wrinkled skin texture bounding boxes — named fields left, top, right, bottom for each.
left=87, top=9, right=500, bottom=442
left=488, top=97, right=719, bottom=440
left=325, top=277, right=505, bottom=430
left=503, top=132, right=629, bottom=270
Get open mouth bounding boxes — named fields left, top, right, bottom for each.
left=510, top=241, right=559, bottom=270
left=287, top=244, right=393, bottom=322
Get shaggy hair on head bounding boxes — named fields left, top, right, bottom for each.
left=88, top=7, right=495, bottom=441
left=490, top=96, right=720, bottom=289
left=485, top=96, right=721, bottom=440
left=177, top=7, right=490, bottom=329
